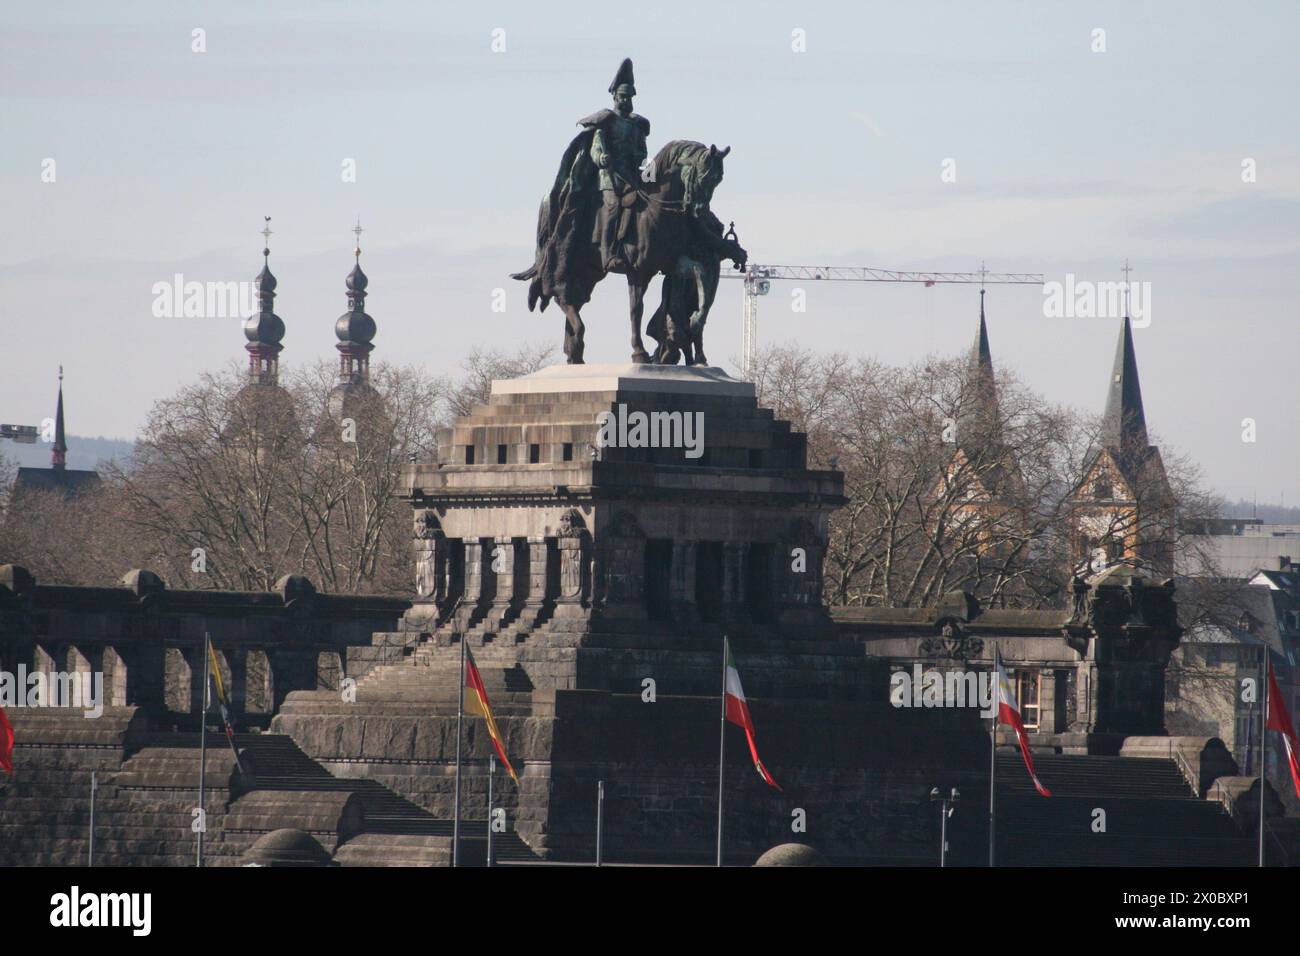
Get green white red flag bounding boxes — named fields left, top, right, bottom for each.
left=1266, top=660, right=1300, bottom=798
left=995, top=648, right=1050, bottom=797
left=0, top=702, right=12, bottom=774
left=723, top=638, right=780, bottom=791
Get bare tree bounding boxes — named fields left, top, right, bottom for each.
left=751, top=341, right=1218, bottom=610
left=99, top=360, right=445, bottom=594
left=447, top=343, right=556, bottom=420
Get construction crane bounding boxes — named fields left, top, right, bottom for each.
left=0, top=424, right=39, bottom=444
left=722, top=261, right=1043, bottom=378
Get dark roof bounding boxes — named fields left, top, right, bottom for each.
left=14, top=467, right=101, bottom=496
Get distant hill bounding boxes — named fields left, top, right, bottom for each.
left=2, top=434, right=135, bottom=473
left=1223, top=498, right=1300, bottom=524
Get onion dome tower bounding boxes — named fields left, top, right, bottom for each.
left=326, top=221, right=381, bottom=424
left=335, top=219, right=375, bottom=390
left=227, top=218, right=298, bottom=443
left=243, top=217, right=285, bottom=386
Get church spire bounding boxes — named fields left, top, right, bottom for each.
left=970, top=288, right=994, bottom=383
left=51, top=365, right=67, bottom=470
left=242, top=217, right=285, bottom=385
left=1100, top=314, right=1149, bottom=463
left=958, top=287, right=1000, bottom=446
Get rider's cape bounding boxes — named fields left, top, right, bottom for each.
left=512, top=111, right=651, bottom=311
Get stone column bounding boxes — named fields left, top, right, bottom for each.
left=595, top=512, right=647, bottom=621
left=513, top=536, right=551, bottom=632
left=489, top=536, right=517, bottom=630
left=670, top=539, right=698, bottom=623
left=1039, top=670, right=1057, bottom=735
left=722, top=542, right=745, bottom=621
left=56, top=644, right=97, bottom=711
left=187, top=641, right=206, bottom=718
left=462, top=539, right=486, bottom=628
left=101, top=646, right=128, bottom=708
left=228, top=646, right=247, bottom=715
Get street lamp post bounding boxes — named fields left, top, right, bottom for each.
left=930, top=786, right=960, bottom=867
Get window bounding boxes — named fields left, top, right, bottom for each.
left=1015, top=669, right=1041, bottom=731
left=529, top=443, right=540, bottom=464
left=497, top=444, right=508, bottom=464
left=562, top=442, right=573, bottom=462
left=748, top=449, right=763, bottom=469
left=465, top=445, right=475, bottom=465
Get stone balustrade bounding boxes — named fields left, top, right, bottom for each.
left=0, top=564, right=408, bottom=727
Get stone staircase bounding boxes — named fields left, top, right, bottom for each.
left=0, top=709, right=538, bottom=867
left=995, top=753, right=1257, bottom=866
left=352, top=638, right=538, bottom=715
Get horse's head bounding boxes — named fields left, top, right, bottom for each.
left=692, top=144, right=730, bottom=214
left=653, top=141, right=732, bottom=218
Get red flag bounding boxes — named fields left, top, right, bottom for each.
left=1266, top=660, right=1300, bottom=799
left=0, top=703, right=13, bottom=774
left=995, top=649, right=1050, bottom=797
left=723, top=638, right=781, bottom=791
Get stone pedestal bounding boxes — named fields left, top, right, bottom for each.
left=276, top=364, right=958, bottom=865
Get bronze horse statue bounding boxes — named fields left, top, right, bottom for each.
left=512, top=139, right=746, bottom=364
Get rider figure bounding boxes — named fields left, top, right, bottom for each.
left=587, top=59, right=650, bottom=272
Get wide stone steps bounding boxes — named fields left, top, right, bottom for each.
left=994, top=752, right=1256, bottom=866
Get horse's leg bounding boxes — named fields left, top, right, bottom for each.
left=692, top=325, right=707, bottom=367
left=628, top=279, right=649, bottom=364
left=563, top=304, right=585, bottom=364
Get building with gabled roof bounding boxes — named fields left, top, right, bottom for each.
left=1069, top=316, right=1174, bottom=575
left=13, top=368, right=101, bottom=497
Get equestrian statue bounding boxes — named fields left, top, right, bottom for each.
left=511, top=59, right=747, bottom=365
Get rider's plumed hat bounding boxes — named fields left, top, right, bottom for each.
left=609, top=58, right=636, bottom=96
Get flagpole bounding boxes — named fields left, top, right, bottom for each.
left=716, top=636, right=728, bottom=868
left=197, top=632, right=210, bottom=869
left=487, top=753, right=495, bottom=868
left=596, top=779, right=605, bottom=867
left=988, top=642, right=997, bottom=868
left=88, top=770, right=96, bottom=867
left=1259, top=650, right=1268, bottom=867
left=453, top=633, right=466, bottom=868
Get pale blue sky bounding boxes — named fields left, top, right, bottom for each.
left=2, top=1, right=1297, bottom=503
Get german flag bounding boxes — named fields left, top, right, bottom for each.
left=464, top=646, right=519, bottom=785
